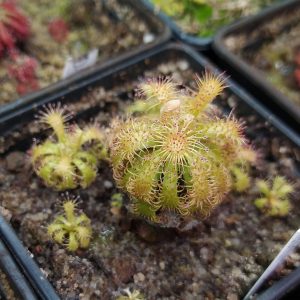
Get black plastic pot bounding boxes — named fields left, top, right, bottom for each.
left=0, top=237, right=36, bottom=299
left=213, top=0, right=300, bottom=132
left=257, top=266, right=300, bottom=300
left=0, top=43, right=299, bottom=298
left=140, top=0, right=211, bottom=49
left=140, top=0, right=282, bottom=50
left=0, top=0, right=171, bottom=122
left=0, top=215, right=59, bottom=299
left=1, top=43, right=299, bottom=147
left=244, top=229, right=300, bottom=300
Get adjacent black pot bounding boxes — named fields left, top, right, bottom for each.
left=140, top=0, right=212, bottom=49
left=0, top=0, right=171, bottom=124
left=140, top=0, right=283, bottom=50
left=0, top=43, right=299, bottom=299
left=213, top=0, right=300, bottom=132
left=1, top=42, right=299, bottom=147
left=257, top=266, right=300, bottom=300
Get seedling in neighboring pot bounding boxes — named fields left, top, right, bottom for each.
left=7, top=54, right=39, bottom=95
left=0, top=1, right=30, bottom=58
left=48, top=196, right=92, bottom=251
left=48, top=18, right=69, bottom=43
left=254, top=176, right=293, bottom=217
left=109, top=73, right=255, bottom=225
left=31, top=104, right=107, bottom=191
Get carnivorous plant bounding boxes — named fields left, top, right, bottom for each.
left=31, top=104, right=106, bottom=190
left=109, top=73, right=254, bottom=224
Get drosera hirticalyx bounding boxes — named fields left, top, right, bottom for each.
left=31, top=103, right=107, bottom=191
left=109, top=72, right=256, bottom=225
left=47, top=194, right=92, bottom=252
left=254, top=176, right=294, bottom=217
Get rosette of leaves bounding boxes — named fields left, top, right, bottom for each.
left=48, top=196, right=92, bottom=251
left=109, top=73, right=253, bottom=224
left=31, top=104, right=106, bottom=190
left=0, top=1, right=30, bottom=57
left=255, top=176, right=293, bottom=217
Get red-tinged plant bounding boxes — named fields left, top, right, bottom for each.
left=0, top=1, right=30, bottom=57
left=8, top=55, right=39, bottom=95
left=294, top=68, right=300, bottom=88
left=48, top=19, right=69, bottom=43
left=294, top=50, right=300, bottom=88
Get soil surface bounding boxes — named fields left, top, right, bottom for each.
left=0, top=0, right=161, bottom=106
left=224, top=6, right=300, bottom=106
left=0, top=269, right=18, bottom=300
left=151, top=0, right=275, bottom=37
left=0, top=59, right=300, bottom=300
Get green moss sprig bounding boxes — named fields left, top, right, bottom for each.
left=109, top=73, right=253, bottom=224
left=31, top=104, right=106, bottom=191
left=254, top=176, right=293, bottom=217
left=47, top=196, right=92, bottom=251
left=231, top=147, right=257, bottom=193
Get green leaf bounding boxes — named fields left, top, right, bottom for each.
left=194, top=4, right=213, bottom=23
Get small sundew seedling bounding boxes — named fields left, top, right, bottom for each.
left=254, top=176, right=293, bottom=217
left=110, top=193, right=124, bottom=217
left=48, top=196, right=92, bottom=251
left=109, top=73, right=254, bottom=224
left=116, top=288, right=144, bottom=300
left=231, top=147, right=257, bottom=193
left=31, top=104, right=106, bottom=190
left=111, top=193, right=123, bottom=208
left=231, top=165, right=250, bottom=193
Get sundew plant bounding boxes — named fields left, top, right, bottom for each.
left=31, top=104, right=106, bottom=191
left=109, top=73, right=255, bottom=224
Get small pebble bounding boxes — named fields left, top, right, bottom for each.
left=134, top=272, right=145, bottom=283
left=227, top=293, right=238, bottom=300
left=143, top=33, right=155, bottom=44
left=103, top=180, right=113, bottom=189
left=178, top=60, right=189, bottom=71
left=159, top=261, right=165, bottom=270
left=0, top=206, right=12, bottom=222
